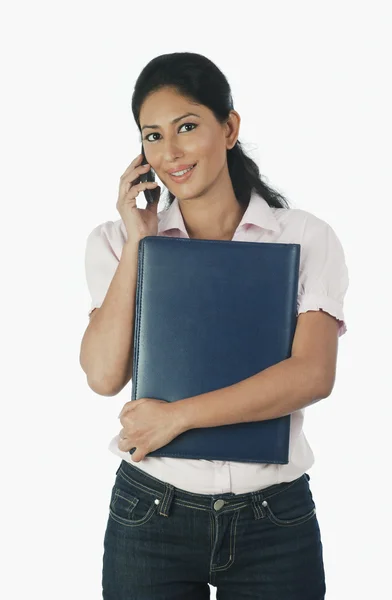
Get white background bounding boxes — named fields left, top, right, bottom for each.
left=2, top=1, right=391, bottom=598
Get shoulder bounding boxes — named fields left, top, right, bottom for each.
left=275, top=207, right=345, bottom=254
left=85, top=219, right=128, bottom=260
left=275, top=206, right=335, bottom=237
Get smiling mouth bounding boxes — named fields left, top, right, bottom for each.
left=169, top=164, right=196, bottom=176
left=167, top=163, right=197, bottom=182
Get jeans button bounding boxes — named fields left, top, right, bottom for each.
left=213, top=499, right=226, bottom=511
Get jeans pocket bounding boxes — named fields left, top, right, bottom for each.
left=262, top=476, right=317, bottom=528
left=109, top=484, right=158, bottom=528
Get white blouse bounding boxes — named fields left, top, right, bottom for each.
left=84, top=189, right=349, bottom=494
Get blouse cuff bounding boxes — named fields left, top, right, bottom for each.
left=297, top=293, right=347, bottom=337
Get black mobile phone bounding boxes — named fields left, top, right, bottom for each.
left=139, top=144, right=157, bottom=204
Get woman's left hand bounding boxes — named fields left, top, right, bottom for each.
left=117, top=398, right=185, bottom=462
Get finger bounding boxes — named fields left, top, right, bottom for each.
left=118, top=401, right=134, bottom=418
left=120, top=153, right=144, bottom=179
left=131, top=449, right=143, bottom=462
left=118, top=434, right=131, bottom=450
left=118, top=408, right=130, bottom=420
left=119, top=181, right=153, bottom=205
left=132, top=181, right=159, bottom=195
left=119, top=164, right=148, bottom=197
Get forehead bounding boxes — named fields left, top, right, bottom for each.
left=140, top=88, right=207, bottom=124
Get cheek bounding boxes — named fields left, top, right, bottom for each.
left=194, top=136, right=225, bottom=169
left=196, top=133, right=219, bottom=154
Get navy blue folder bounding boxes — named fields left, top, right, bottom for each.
left=130, top=236, right=300, bottom=464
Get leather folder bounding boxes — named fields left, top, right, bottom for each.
left=129, top=236, right=300, bottom=464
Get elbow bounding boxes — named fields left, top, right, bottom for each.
left=86, top=376, right=120, bottom=397
left=293, top=356, right=334, bottom=400
left=86, top=373, right=131, bottom=397
left=314, top=368, right=336, bottom=399
left=80, top=356, right=123, bottom=396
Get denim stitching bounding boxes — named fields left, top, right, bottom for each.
left=112, top=488, right=139, bottom=518
left=116, top=466, right=307, bottom=518
left=263, top=502, right=316, bottom=527
left=109, top=503, right=157, bottom=528
left=211, top=510, right=240, bottom=572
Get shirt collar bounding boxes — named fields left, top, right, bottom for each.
left=158, top=188, right=281, bottom=237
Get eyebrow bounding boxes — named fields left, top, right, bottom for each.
left=141, top=112, right=201, bottom=132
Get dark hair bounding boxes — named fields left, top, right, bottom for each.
left=131, top=52, right=291, bottom=211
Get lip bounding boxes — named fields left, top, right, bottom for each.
left=167, top=163, right=197, bottom=183
left=167, top=163, right=196, bottom=174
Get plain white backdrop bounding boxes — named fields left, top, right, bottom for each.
left=2, top=1, right=391, bottom=598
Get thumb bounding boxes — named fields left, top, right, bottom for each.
left=131, top=449, right=144, bottom=462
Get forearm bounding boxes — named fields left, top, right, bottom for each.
left=80, top=241, right=140, bottom=395
left=175, top=356, right=328, bottom=432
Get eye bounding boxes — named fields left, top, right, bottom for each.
left=144, top=122, right=198, bottom=143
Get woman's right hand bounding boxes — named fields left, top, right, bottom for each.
left=116, top=153, right=161, bottom=242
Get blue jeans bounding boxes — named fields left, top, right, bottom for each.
left=102, top=460, right=326, bottom=599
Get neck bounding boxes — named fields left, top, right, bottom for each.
left=177, top=170, right=247, bottom=241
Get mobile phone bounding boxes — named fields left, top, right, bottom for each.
left=139, top=144, right=157, bottom=204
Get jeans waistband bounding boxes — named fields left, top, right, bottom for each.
left=116, top=459, right=309, bottom=517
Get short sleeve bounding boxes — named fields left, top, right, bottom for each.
left=84, top=222, right=121, bottom=318
left=296, top=216, right=349, bottom=337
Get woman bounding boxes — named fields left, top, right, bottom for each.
left=82, top=52, right=349, bottom=599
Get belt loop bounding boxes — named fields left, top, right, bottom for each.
left=250, top=491, right=266, bottom=520
left=157, top=482, right=175, bottom=517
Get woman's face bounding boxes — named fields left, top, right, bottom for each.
left=139, top=87, right=239, bottom=199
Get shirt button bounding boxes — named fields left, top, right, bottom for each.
left=213, top=499, right=226, bottom=511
